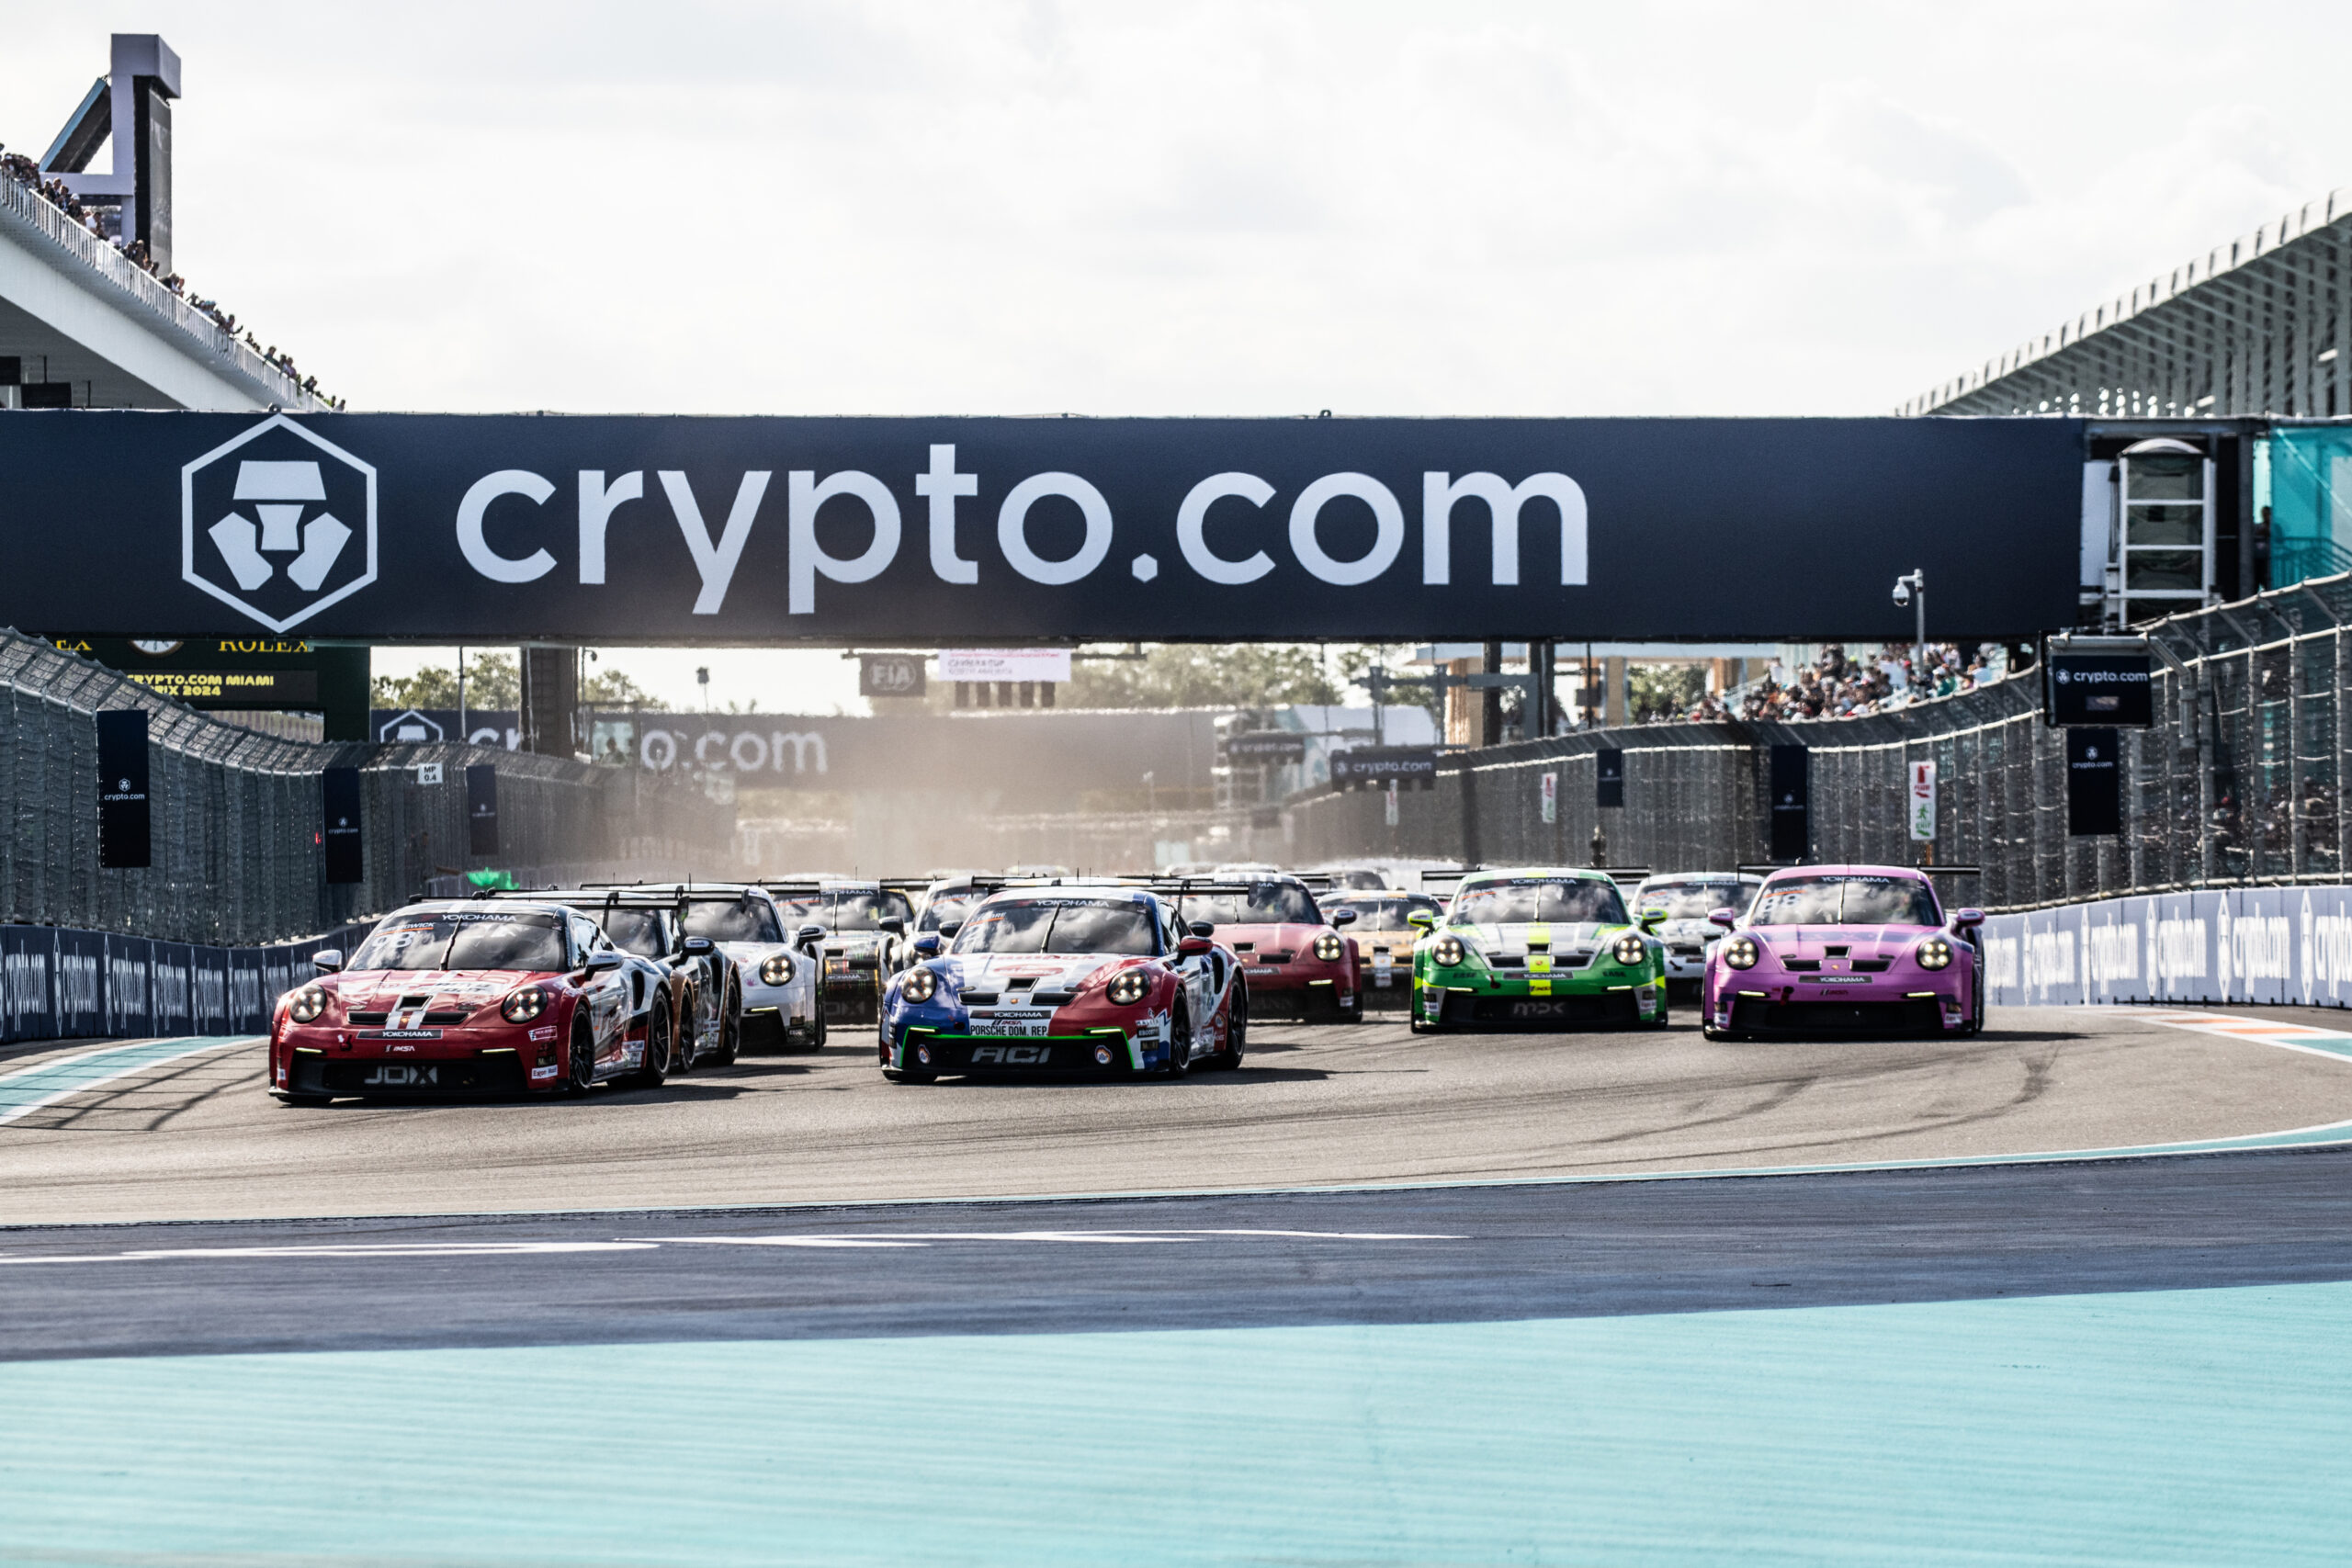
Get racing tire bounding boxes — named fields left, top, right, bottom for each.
left=1161, top=1006, right=1194, bottom=1078
left=714, top=984, right=741, bottom=1066
left=627, top=1001, right=673, bottom=1089
left=567, top=1016, right=597, bottom=1095
left=673, top=998, right=697, bottom=1076
left=1220, top=990, right=1250, bottom=1069
left=1339, top=989, right=1365, bottom=1025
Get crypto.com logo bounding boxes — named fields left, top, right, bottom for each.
left=182, top=415, right=377, bottom=633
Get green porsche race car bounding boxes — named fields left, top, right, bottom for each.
left=1408, top=868, right=1668, bottom=1031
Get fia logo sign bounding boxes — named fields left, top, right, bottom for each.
left=182, top=415, right=377, bottom=632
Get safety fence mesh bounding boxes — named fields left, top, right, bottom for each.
left=1290, top=572, right=2352, bottom=914
left=0, top=630, right=733, bottom=946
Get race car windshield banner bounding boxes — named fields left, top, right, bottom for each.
left=0, top=414, right=2085, bottom=642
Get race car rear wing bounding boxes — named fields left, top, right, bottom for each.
left=1738, top=863, right=1984, bottom=876
left=1419, top=865, right=1651, bottom=888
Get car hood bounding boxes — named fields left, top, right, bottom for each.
left=1216, top=922, right=1329, bottom=952
left=933, top=953, right=1130, bottom=993
left=334, top=969, right=549, bottom=1009
left=1746, top=925, right=1939, bottom=959
left=1450, top=920, right=1619, bottom=955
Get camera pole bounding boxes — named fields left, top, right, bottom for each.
left=1893, top=570, right=1926, bottom=686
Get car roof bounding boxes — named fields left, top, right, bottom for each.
left=1758, top=864, right=1932, bottom=884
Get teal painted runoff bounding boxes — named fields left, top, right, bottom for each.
left=6, top=1281, right=2352, bottom=1564
left=0, top=1037, right=244, bottom=1126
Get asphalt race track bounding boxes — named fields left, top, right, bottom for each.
left=5, top=1006, right=2352, bottom=1226
left=12, top=1005, right=2352, bottom=1563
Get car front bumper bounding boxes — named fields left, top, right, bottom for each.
left=1414, top=972, right=1666, bottom=1028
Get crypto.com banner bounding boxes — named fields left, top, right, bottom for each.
left=1980, top=886, right=2352, bottom=1010
left=0, top=412, right=2086, bottom=643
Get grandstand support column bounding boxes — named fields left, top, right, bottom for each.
left=1481, top=641, right=1503, bottom=747
left=520, top=645, right=581, bottom=759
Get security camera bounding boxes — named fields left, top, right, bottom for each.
left=1892, top=581, right=1912, bottom=607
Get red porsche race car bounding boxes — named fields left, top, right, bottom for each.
left=269, top=900, right=645, bottom=1103
left=1160, top=874, right=1363, bottom=1023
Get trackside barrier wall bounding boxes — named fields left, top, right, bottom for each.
left=1977, top=887, right=2352, bottom=1010
left=0, top=921, right=368, bottom=1043
left=1288, top=570, right=2352, bottom=914
left=0, top=627, right=733, bottom=946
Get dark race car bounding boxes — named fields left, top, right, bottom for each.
left=510, top=890, right=733, bottom=1072
left=270, top=900, right=648, bottom=1103
left=764, top=878, right=921, bottom=1029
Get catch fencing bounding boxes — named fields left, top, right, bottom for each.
left=0, top=629, right=731, bottom=948
left=1290, top=571, right=2352, bottom=914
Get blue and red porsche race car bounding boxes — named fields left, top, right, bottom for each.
left=878, top=882, right=1246, bottom=1080
left=1700, top=864, right=1985, bottom=1039
left=270, top=900, right=645, bottom=1102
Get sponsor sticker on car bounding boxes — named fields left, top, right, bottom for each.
left=363, top=1028, right=442, bottom=1040
left=968, top=1014, right=1052, bottom=1037
left=1510, top=999, right=1570, bottom=1018
left=1807, top=976, right=1871, bottom=985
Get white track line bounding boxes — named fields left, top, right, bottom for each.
left=0, top=1037, right=256, bottom=1129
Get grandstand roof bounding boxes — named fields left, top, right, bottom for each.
left=1904, top=187, right=2352, bottom=422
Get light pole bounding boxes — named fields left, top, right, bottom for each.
left=1892, top=570, right=1926, bottom=689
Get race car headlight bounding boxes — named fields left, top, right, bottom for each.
left=288, top=986, right=329, bottom=1023
left=760, top=953, right=795, bottom=987
left=1105, top=969, right=1150, bottom=1006
left=1433, top=936, right=1466, bottom=968
left=1313, top=933, right=1344, bottom=962
left=501, top=987, right=548, bottom=1024
left=1723, top=937, right=1760, bottom=970
left=899, top=967, right=937, bottom=1003
left=1611, top=934, right=1647, bottom=967
left=1917, top=937, right=1953, bottom=971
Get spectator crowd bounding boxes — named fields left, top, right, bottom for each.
left=3, top=145, right=341, bottom=409
left=1724, top=642, right=2009, bottom=723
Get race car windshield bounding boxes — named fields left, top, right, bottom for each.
left=1749, top=875, right=1941, bottom=927
left=682, top=898, right=784, bottom=944
left=1323, top=896, right=1442, bottom=931
left=348, top=912, right=568, bottom=973
left=1450, top=880, right=1628, bottom=926
left=599, top=909, right=669, bottom=959
left=954, top=898, right=1159, bottom=956
left=828, top=890, right=915, bottom=931
left=1637, top=881, right=1752, bottom=919
left=919, top=893, right=978, bottom=931
left=1176, top=884, right=1318, bottom=925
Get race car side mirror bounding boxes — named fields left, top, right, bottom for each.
left=1708, top=908, right=1739, bottom=930
left=1637, top=909, right=1666, bottom=932
left=1189, top=921, right=1216, bottom=938
left=879, top=917, right=907, bottom=935
left=584, top=952, right=625, bottom=974
left=1952, top=908, right=1985, bottom=931
left=1329, top=908, right=1358, bottom=927
left=936, top=920, right=962, bottom=941
left=795, top=922, right=826, bottom=942
left=681, top=936, right=715, bottom=957
left=1407, top=912, right=1436, bottom=931
left=912, top=934, right=944, bottom=957
left=1177, top=936, right=1215, bottom=958
left=311, top=949, right=344, bottom=973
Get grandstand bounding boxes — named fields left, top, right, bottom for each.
left=1904, top=188, right=2352, bottom=423
left=0, top=34, right=330, bottom=412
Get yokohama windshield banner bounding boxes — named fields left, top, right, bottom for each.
left=0, top=412, right=2085, bottom=643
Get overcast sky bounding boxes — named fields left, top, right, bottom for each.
left=8, top=1, right=2350, bottom=709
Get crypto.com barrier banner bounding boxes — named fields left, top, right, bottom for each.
left=0, top=413, right=2085, bottom=643
left=1979, top=886, right=2352, bottom=1010
left=0, top=923, right=362, bottom=1043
